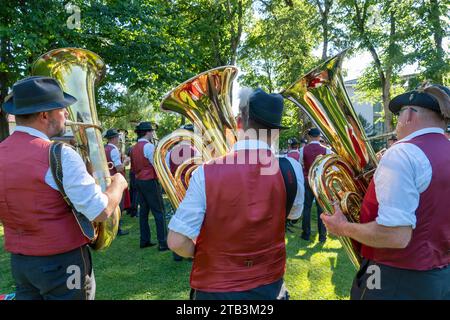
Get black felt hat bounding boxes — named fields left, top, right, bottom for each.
left=288, top=137, right=299, bottom=146
left=135, top=121, right=154, bottom=132
left=308, top=128, right=321, bottom=137
left=182, top=124, right=194, bottom=132
left=3, top=76, right=77, bottom=115
left=104, top=128, right=119, bottom=139
left=389, top=84, right=450, bottom=115
left=248, top=88, right=288, bottom=129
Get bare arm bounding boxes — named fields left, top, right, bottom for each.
left=321, top=203, right=412, bottom=249
left=341, top=220, right=412, bottom=249
left=167, top=230, right=195, bottom=258
left=94, top=173, right=128, bottom=222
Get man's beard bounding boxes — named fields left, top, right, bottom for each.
left=48, top=118, right=66, bottom=138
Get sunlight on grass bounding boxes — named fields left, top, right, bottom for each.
left=0, top=209, right=353, bottom=300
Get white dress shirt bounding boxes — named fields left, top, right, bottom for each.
left=374, top=127, right=444, bottom=229
left=107, top=143, right=122, bottom=167
left=299, top=141, right=332, bottom=166
left=168, top=139, right=305, bottom=240
left=138, top=138, right=155, bottom=165
left=15, top=126, right=108, bottom=221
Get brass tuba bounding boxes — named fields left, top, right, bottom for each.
left=281, top=50, right=378, bottom=268
left=32, top=48, right=120, bottom=250
left=154, top=66, right=238, bottom=209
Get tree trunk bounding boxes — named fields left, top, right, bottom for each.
left=316, top=0, right=332, bottom=61
left=429, top=0, right=445, bottom=83
left=0, top=37, right=10, bottom=142
left=352, top=0, right=395, bottom=133
left=228, top=0, right=244, bottom=65
left=382, top=77, right=393, bottom=133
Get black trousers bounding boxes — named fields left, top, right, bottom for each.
left=128, top=172, right=138, bottom=216
left=191, top=278, right=289, bottom=300
left=136, top=178, right=167, bottom=246
left=302, top=181, right=326, bottom=238
left=351, top=259, right=450, bottom=300
left=11, top=245, right=95, bottom=300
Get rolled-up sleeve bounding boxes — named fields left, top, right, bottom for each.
left=374, top=144, right=430, bottom=229
left=144, top=143, right=155, bottom=165
left=110, top=147, right=122, bottom=167
left=60, top=146, right=108, bottom=221
left=168, top=166, right=206, bottom=239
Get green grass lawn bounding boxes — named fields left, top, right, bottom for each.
left=0, top=207, right=354, bottom=300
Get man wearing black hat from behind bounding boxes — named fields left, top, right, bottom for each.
left=286, top=137, right=301, bottom=162
left=167, top=88, right=304, bottom=300
left=104, top=128, right=130, bottom=236
left=0, top=76, right=128, bottom=300
left=321, top=83, right=450, bottom=300
left=129, top=121, right=168, bottom=251
left=300, top=128, right=331, bottom=243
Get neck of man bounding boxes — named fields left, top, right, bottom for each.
left=237, top=129, right=275, bottom=148
left=19, top=122, right=52, bottom=138
left=400, top=121, right=445, bottom=139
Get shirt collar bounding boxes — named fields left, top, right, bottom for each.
left=310, top=141, right=321, bottom=145
left=399, top=127, right=445, bottom=142
left=15, top=126, right=50, bottom=141
left=107, top=143, right=119, bottom=150
left=138, top=138, right=150, bottom=143
left=233, top=139, right=271, bottom=151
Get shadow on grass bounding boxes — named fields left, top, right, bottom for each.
left=284, top=208, right=354, bottom=300
left=0, top=202, right=355, bottom=300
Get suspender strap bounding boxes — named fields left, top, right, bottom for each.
left=49, top=142, right=95, bottom=241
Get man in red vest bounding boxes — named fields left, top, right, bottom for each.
left=300, top=128, right=331, bottom=243
left=0, top=76, right=127, bottom=300
left=321, top=84, right=450, bottom=299
left=104, top=128, right=130, bottom=236
left=167, top=88, right=304, bottom=300
left=127, top=140, right=139, bottom=217
left=130, top=122, right=168, bottom=251
left=286, top=137, right=300, bottom=162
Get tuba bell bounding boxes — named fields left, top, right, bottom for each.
left=154, top=66, right=238, bottom=209
left=281, top=50, right=379, bottom=268
left=32, top=48, right=120, bottom=250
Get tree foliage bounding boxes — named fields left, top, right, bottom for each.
left=1, top=0, right=448, bottom=142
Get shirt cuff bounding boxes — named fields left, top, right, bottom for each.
left=376, top=205, right=416, bottom=229
left=168, top=215, right=199, bottom=240
left=86, top=193, right=109, bottom=222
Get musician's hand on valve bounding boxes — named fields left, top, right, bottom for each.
left=111, top=172, right=128, bottom=191
left=320, top=202, right=349, bottom=237
left=123, top=156, right=131, bottom=166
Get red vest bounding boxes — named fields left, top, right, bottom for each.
left=0, top=131, right=89, bottom=256
left=302, top=143, right=327, bottom=178
left=104, top=144, right=118, bottom=176
left=129, top=141, right=157, bottom=180
left=360, top=133, right=450, bottom=270
left=287, top=149, right=300, bottom=162
left=190, top=149, right=286, bottom=292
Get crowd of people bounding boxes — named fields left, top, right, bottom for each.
left=0, top=75, right=449, bottom=300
